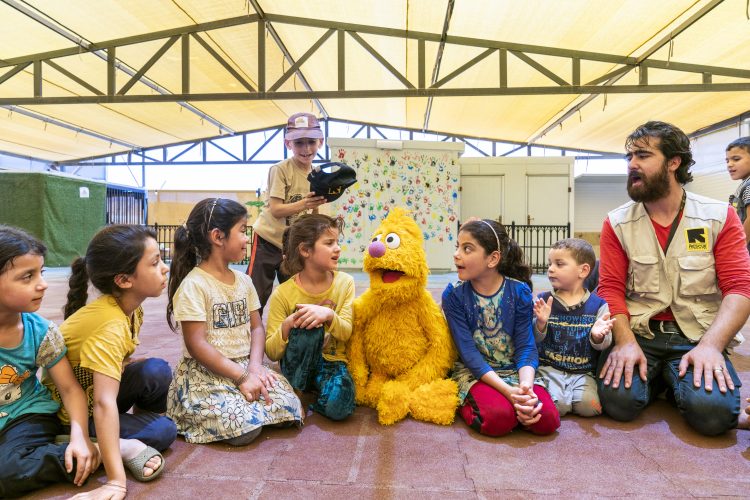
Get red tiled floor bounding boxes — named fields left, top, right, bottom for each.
left=350, top=416, right=473, bottom=491
left=26, top=270, right=750, bottom=498
left=269, top=415, right=365, bottom=483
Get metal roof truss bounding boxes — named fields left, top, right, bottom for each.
left=2, top=13, right=750, bottom=106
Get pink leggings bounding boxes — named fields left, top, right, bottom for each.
left=459, top=381, right=560, bottom=436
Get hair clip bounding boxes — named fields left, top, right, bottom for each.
left=208, top=198, right=220, bottom=226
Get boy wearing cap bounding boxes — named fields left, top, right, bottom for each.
left=248, top=112, right=328, bottom=314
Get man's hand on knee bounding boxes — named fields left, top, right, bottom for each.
left=678, top=344, right=733, bottom=393
left=599, top=341, right=647, bottom=389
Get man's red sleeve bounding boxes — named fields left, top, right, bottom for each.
left=715, top=207, right=750, bottom=298
left=598, top=218, right=630, bottom=318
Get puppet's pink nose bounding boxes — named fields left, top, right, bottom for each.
left=369, top=241, right=386, bottom=258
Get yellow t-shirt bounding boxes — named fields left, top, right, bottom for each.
left=173, top=267, right=261, bottom=359
left=44, top=295, right=142, bottom=423
left=266, top=271, right=355, bottom=363
left=252, top=157, right=315, bottom=249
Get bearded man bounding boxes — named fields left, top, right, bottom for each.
left=597, top=121, right=750, bottom=435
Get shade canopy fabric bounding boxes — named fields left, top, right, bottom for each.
left=0, top=0, right=747, bottom=162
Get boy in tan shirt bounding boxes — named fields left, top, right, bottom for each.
left=248, top=112, right=327, bottom=314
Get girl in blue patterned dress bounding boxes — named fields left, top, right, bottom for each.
left=442, top=219, right=560, bottom=436
left=166, top=198, right=303, bottom=445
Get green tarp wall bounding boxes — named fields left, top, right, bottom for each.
left=0, top=171, right=106, bottom=266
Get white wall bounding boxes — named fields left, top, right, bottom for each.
left=459, top=157, right=574, bottom=227
left=690, top=123, right=750, bottom=201
left=574, top=175, right=630, bottom=232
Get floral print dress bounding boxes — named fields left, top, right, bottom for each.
left=167, top=267, right=303, bottom=443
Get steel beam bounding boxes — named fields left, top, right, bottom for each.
left=0, top=13, right=260, bottom=67
left=1, top=105, right=138, bottom=150
left=191, top=33, right=255, bottom=92
left=0, top=63, right=30, bottom=85
left=247, top=127, right=282, bottom=161
left=2, top=82, right=750, bottom=106
left=0, top=8, right=746, bottom=109
left=431, top=48, right=495, bottom=89
left=247, top=0, right=327, bottom=118
left=1, top=0, right=235, bottom=136
left=118, top=36, right=179, bottom=95
left=261, top=13, right=635, bottom=65
left=51, top=117, right=618, bottom=167
left=689, top=109, right=750, bottom=138
left=338, top=30, right=345, bottom=91
left=349, top=32, right=414, bottom=89
left=168, top=141, right=199, bottom=163
left=45, top=60, right=104, bottom=95
left=423, top=0, right=454, bottom=131
left=269, top=29, right=335, bottom=92
left=206, top=139, right=241, bottom=162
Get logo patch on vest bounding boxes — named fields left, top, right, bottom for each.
left=685, top=227, right=710, bottom=252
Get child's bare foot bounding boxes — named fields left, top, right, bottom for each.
left=120, top=439, right=162, bottom=479
left=737, top=399, right=750, bottom=430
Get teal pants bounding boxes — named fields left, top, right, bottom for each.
left=281, top=327, right=355, bottom=421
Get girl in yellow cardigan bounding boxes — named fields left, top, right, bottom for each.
left=265, top=214, right=356, bottom=420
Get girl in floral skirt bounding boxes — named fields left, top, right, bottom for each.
left=166, top=198, right=303, bottom=445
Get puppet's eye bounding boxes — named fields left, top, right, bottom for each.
left=371, top=235, right=382, bottom=243
left=385, top=233, right=400, bottom=249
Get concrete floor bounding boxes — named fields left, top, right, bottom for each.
left=28, top=269, right=750, bottom=499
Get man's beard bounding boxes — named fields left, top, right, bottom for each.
left=627, top=161, right=670, bottom=202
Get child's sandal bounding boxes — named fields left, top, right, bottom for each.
left=123, top=446, right=165, bottom=482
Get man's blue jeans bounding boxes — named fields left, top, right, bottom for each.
left=598, top=330, right=741, bottom=436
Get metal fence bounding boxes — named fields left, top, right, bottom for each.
left=149, top=221, right=567, bottom=272
left=106, top=185, right=147, bottom=225
left=508, top=222, right=571, bottom=274
left=149, top=223, right=253, bottom=266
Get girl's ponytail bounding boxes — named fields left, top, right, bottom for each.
left=64, top=225, right=156, bottom=319
left=167, top=225, right=198, bottom=331
left=64, top=257, right=89, bottom=319
left=280, top=225, right=296, bottom=276
left=498, top=238, right=532, bottom=289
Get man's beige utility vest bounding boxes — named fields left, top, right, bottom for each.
left=608, top=191, right=742, bottom=344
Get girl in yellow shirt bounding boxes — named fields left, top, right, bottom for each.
left=57, top=225, right=176, bottom=498
left=266, top=214, right=356, bottom=420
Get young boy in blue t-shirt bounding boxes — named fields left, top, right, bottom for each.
left=533, top=238, right=614, bottom=417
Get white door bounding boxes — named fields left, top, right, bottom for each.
left=461, top=175, right=504, bottom=223
left=527, top=175, right=568, bottom=225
